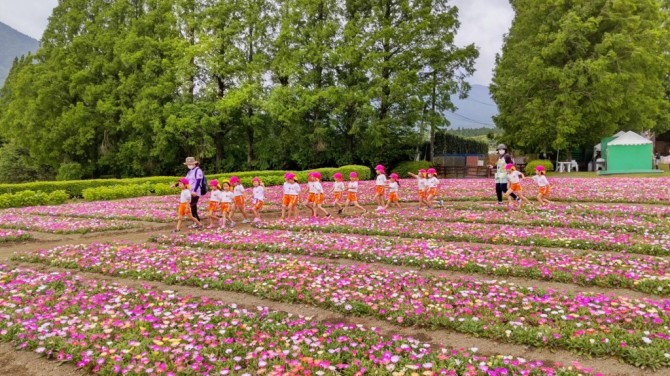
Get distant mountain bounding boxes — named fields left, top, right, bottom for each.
left=0, top=22, right=39, bottom=87
left=444, top=84, right=498, bottom=129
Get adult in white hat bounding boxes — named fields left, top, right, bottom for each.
left=184, top=157, right=204, bottom=224
left=489, top=144, right=518, bottom=204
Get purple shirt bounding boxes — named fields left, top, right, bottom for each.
left=185, top=167, right=204, bottom=197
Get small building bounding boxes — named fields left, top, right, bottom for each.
left=599, top=131, right=658, bottom=175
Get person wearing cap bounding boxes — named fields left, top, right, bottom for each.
left=174, top=178, right=202, bottom=231
left=384, top=173, right=401, bottom=210
left=281, top=173, right=300, bottom=220
left=250, top=177, right=265, bottom=223
left=373, top=165, right=387, bottom=211
left=489, top=145, right=518, bottom=204
left=306, top=172, right=330, bottom=218
left=504, top=164, right=531, bottom=207
left=219, top=181, right=234, bottom=227
left=531, top=165, right=552, bottom=206
left=426, top=168, right=440, bottom=208
left=331, top=172, right=346, bottom=214
left=183, top=157, right=204, bottom=224
left=342, top=171, right=368, bottom=215
left=207, top=180, right=223, bottom=229
left=407, top=169, right=429, bottom=208
left=229, top=176, right=251, bottom=223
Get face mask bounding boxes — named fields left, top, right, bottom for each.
left=498, top=150, right=505, bottom=155
left=187, top=165, right=195, bottom=170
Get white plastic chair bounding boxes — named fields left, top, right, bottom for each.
left=570, top=160, right=578, bottom=172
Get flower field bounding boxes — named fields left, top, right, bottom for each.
left=2, top=176, right=670, bottom=375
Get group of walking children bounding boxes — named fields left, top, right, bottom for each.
left=503, top=164, right=552, bottom=208
left=407, top=168, right=441, bottom=209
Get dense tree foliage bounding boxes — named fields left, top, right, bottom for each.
left=0, top=0, right=477, bottom=181
left=491, top=0, right=670, bottom=152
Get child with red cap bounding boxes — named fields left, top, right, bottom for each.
left=384, top=173, right=401, bottom=210
left=504, top=164, right=531, bottom=207
left=250, top=177, right=265, bottom=223
left=230, top=176, right=251, bottom=223
left=174, top=178, right=202, bottom=231
left=531, top=165, right=551, bottom=206
left=207, top=180, right=223, bottom=229
left=426, top=168, right=440, bottom=208
left=306, top=172, right=330, bottom=218
left=281, top=173, right=300, bottom=220
left=408, top=169, right=429, bottom=208
left=342, top=171, right=368, bottom=215
left=331, top=172, right=346, bottom=214
left=373, top=164, right=387, bottom=211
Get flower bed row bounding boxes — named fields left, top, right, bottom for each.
left=15, top=242, right=670, bottom=369
left=0, top=229, right=30, bottom=243
left=260, top=217, right=670, bottom=256
left=0, top=266, right=594, bottom=375
left=0, top=213, right=139, bottom=234
left=155, top=230, right=670, bottom=296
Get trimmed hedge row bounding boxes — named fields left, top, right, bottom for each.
left=0, top=190, right=69, bottom=209
left=391, top=161, right=433, bottom=178
left=0, top=165, right=371, bottom=200
left=525, top=160, right=555, bottom=175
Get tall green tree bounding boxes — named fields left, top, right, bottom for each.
left=491, top=0, right=670, bottom=152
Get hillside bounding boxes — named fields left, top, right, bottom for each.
left=444, top=84, right=498, bottom=129
left=0, top=22, right=39, bottom=86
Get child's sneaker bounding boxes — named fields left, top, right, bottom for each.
left=242, top=219, right=250, bottom=224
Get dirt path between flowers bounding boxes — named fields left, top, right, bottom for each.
left=5, top=260, right=655, bottom=376
left=0, top=214, right=667, bottom=375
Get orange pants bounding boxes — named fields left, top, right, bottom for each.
left=375, top=186, right=385, bottom=195
left=388, top=192, right=398, bottom=203
left=208, top=201, right=219, bottom=213
left=347, top=192, right=358, bottom=202
left=539, top=186, right=550, bottom=196
left=253, top=200, right=264, bottom=211
left=282, top=194, right=298, bottom=207
left=334, top=192, right=343, bottom=201
left=177, top=203, right=190, bottom=216
left=220, top=202, right=230, bottom=213
left=428, top=187, right=437, bottom=197
left=234, top=196, right=244, bottom=207
left=418, top=190, right=427, bottom=200
left=510, top=183, right=522, bottom=193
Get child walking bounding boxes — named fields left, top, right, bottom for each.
left=230, top=176, right=251, bottom=223
left=250, top=177, right=265, bottom=223
left=281, top=173, right=300, bottom=220
left=532, top=165, right=552, bottom=206
left=332, top=172, right=346, bottom=214
left=307, top=172, right=330, bottom=217
left=373, top=165, right=387, bottom=211
left=175, top=178, right=202, bottom=231
left=504, top=164, right=531, bottom=207
left=342, top=171, right=368, bottom=215
left=207, top=180, right=223, bottom=228
left=426, top=168, right=440, bottom=208
left=384, top=173, right=401, bottom=210
left=408, top=169, right=429, bottom=208
left=220, top=181, right=234, bottom=227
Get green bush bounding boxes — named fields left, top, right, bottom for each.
left=0, top=190, right=69, bottom=209
left=334, top=165, right=372, bottom=180
left=82, top=183, right=173, bottom=201
left=525, top=160, right=555, bottom=175
left=56, top=162, right=85, bottom=181
left=391, top=161, right=432, bottom=178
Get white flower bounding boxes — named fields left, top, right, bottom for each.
left=642, top=337, right=652, bottom=345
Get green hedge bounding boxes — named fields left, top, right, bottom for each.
left=391, top=161, right=432, bottom=178
left=0, top=190, right=69, bottom=209
left=525, top=160, right=555, bottom=175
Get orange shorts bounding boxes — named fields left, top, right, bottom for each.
left=428, top=187, right=437, bottom=197
left=334, top=192, right=343, bottom=201
left=510, top=183, right=522, bottom=193
left=307, top=193, right=316, bottom=203
left=253, top=200, right=264, bottom=211
left=388, top=192, right=398, bottom=203
left=539, top=186, right=550, bottom=196
left=375, top=186, right=385, bottom=195
left=347, top=192, right=358, bottom=202
left=220, top=202, right=230, bottom=213
left=418, top=190, right=427, bottom=200
left=208, top=201, right=219, bottom=213
left=308, top=193, right=324, bottom=204
left=282, top=194, right=298, bottom=207
left=234, top=196, right=244, bottom=207
left=177, top=203, right=190, bottom=216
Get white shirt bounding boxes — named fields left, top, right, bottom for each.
left=418, top=178, right=427, bottom=190
left=508, top=171, right=523, bottom=184
left=389, top=181, right=399, bottom=193
left=233, top=184, right=245, bottom=197
left=348, top=181, right=358, bottom=193
left=210, top=190, right=223, bottom=203
left=375, top=174, right=387, bottom=186
left=333, top=181, right=345, bottom=192
left=180, top=189, right=192, bottom=204
left=313, top=181, right=324, bottom=194
left=221, top=191, right=234, bottom=203
left=533, top=175, right=549, bottom=187
left=308, top=181, right=317, bottom=193
left=428, top=176, right=439, bottom=188
left=252, top=186, right=265, bottom=202
left=285, top=182, right=301, bottom=195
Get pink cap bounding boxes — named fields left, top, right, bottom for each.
left=179, top=178, right=189, bottom=185
left=349, top=171, right=358, bottom=179
left=333, top=172, right=343, bottom=180
left=390, top=173, right=399, bottom=180
left=252, top=177, right=261, bottom=183
left=375, top=164, right=385, bottom=172
left=313, top=171, right=322, bottom=179
left=427, top=168, right=436, bottom=174
left=285, top=172, right=296, bottom=180
left=229, top=176, right=240, bottom=184
left=535, top=165, right=545, bottom=171
left=419, top=169, right=426, bottom=174
left=209, top=179, right=219, bottom=186
left=505, top=163, right=514, bottom=170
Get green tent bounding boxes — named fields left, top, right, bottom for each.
left=600, top=131, right=657, bottom=175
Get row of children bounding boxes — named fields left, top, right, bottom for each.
left=504, top=164, right=551, bottom=207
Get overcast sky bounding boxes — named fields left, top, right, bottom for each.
left=0, top=0, right=514, bottom=86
